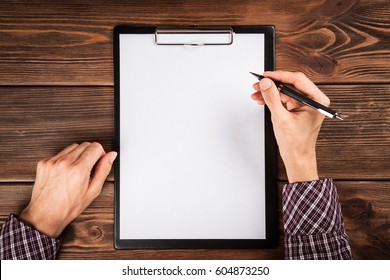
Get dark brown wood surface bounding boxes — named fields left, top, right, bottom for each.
left=1, top=182, right=388, bottom=259
left=0, top=0, right=389, bottom=259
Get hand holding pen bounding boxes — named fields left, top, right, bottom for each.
left=250, top=72, right=342, bottom=120
left=251, top=70, right=331, bottom=183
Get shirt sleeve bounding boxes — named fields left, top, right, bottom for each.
left=0, top=214, right=61, bottom=260
left=283, top=178, right=352, bottom=259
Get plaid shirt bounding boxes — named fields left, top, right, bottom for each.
left=0, top=214, right=60, bottom=260
left=283, top=178, right=352, bottom=259
left=0, top=179, right=351, bottom=259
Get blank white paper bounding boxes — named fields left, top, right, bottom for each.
left=119, top=33, right=265, bottom=239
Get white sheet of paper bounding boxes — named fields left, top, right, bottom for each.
left=119, top=33, right=265, bottom=239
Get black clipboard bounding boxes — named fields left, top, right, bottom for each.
left=114, top=25, right=277, bottom=249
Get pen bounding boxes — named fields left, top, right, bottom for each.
left=250, top=72, right=343, bottom=120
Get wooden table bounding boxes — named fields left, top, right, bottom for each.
left=0, top=0, right=389, bottom=259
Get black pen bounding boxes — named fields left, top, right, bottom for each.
left=250, top=72, right=343, bottom=120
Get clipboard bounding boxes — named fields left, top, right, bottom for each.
left=114, top=25, right=277, bottom=249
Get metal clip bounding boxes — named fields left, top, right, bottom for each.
left=155, top=27, right=234, bottom=46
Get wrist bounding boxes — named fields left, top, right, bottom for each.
left=19, top=206, right=63, bottom=239
left=282, top=152, right=319, bottom=183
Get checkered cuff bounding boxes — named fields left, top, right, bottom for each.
left=0, top=214, right=61, bottom=260
left=283, top=179, right=352, bottom=259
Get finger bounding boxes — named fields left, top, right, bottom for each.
left=251, top=90, right=266, bottom=105
left=264, top=71, right=330, bottom=106
left=285, top=99, right=302, bottom=111
left=259, top=78, right=288, bottom=118
left=251, top=90, right=263, bottom=100
left=279, top=92, right=292, bottom=104
left=254, top=82, right=294, bottom=105
left=264, top=71, right=321, bottom=96
left=86, top=151, right=117, bottom=202
left=74, top=142, right=106, bottom=171
left=49, top=143, right=79, bottom=161
left=55, top=142, right=92, bottom=165
left=252, top=82, right=260, bottom=91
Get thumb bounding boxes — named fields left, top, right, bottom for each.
left=87, top=151, right=117, bottom=201
left=259, top=78, right=287, bottom=117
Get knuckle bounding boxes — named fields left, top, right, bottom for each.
left=91, top=143, right=106, bottom=157
left=90, top=142, right=104, bottom=152
left=55, top=156, right=71, bottom=169
left=37, top=159, right=48, bottom=169
left=78, top=141, right=91, bottom=150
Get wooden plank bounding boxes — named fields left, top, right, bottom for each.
left=0, top=182, right=388, bottom=259
left=58, top=212, right=285, bottom=260
left=0, top=182, right=284, bottom=260
left=1, top=85, right=389, bottom=181
left=0, top=0, right=389, bottom=85
left=0, top=86, right=114, bottom=181
left=336, top=181, right=390, bottom=260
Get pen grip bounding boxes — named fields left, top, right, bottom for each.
left=279, top=85, right=337, bottom=116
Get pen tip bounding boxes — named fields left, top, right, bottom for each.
left=250, top=72, right=264, bottom=79
left=335, top=115, right=344, bottom=121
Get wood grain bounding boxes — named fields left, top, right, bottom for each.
left=337, top=182, right=390, bottom=260
left=0, top=0, right=389, bottom=261
left=1, top=85, right=389, bottom=182
left=0, top=0, right=389, bottom=85
left=1, top=182, right=388, bottom=259
left=0, top=86, right=114, bottom=181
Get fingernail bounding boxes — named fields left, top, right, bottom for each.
left=109, top=152, right=118, bottom=164
left=260, top=79, right=272, bottom=91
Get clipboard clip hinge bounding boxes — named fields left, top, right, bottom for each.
left=155, top=27, right=234, bottom=46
